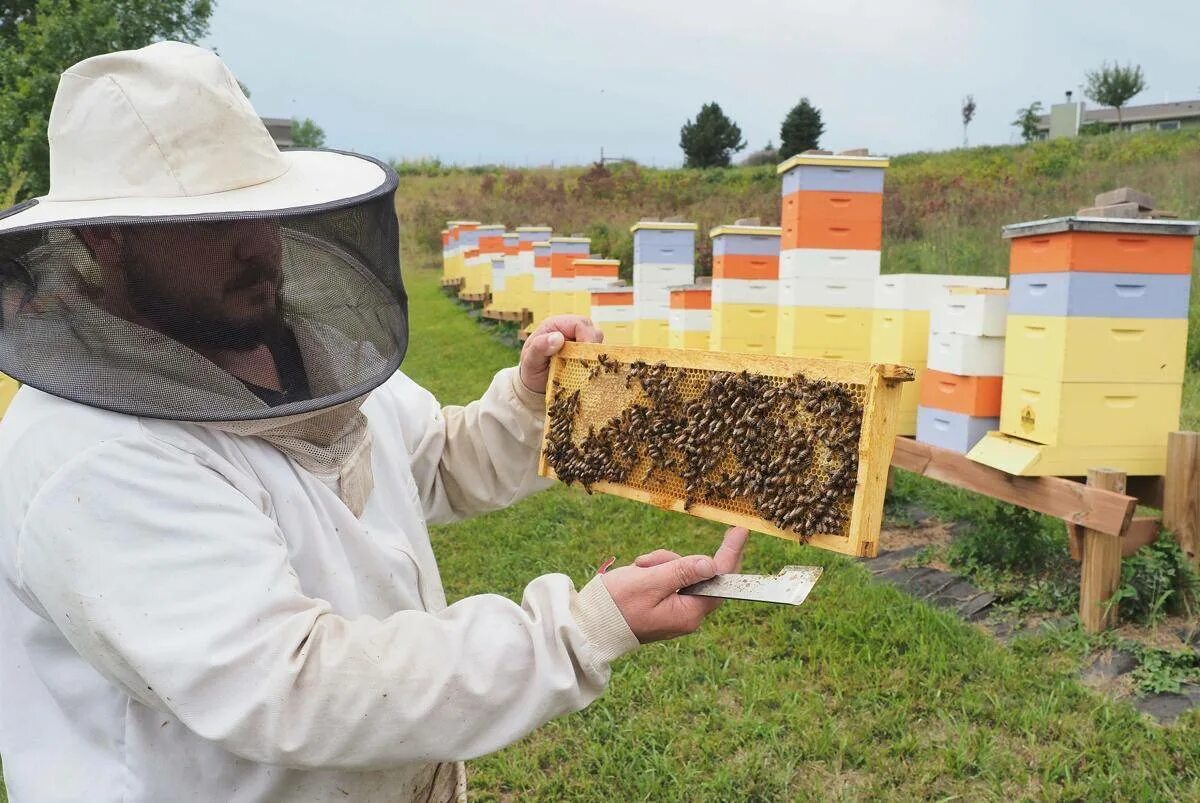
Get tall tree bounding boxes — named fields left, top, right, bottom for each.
left=0, top=0, right=214, bottom=200
left=961, top=94, right=977, bottom=147
left=679, top=102, right=746, bottom=168
left=779, top=98, right=824, bottom=159
left=1012, top=101, right=1044, bottom=143
left=1084, top=61, right=1147, bottom=129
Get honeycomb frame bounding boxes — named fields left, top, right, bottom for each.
left=538, top=343, right=914, bottom=557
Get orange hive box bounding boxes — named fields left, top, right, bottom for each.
left=919, top=369, right=1003, bottom=417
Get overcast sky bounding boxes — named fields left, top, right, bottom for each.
left=206, top=1, right=1200, bottom=167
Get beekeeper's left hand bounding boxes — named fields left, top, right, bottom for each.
left=519, top=315, right=604, bottom=394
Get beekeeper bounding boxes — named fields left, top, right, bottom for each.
left=0, top=42, right=747, bottom=802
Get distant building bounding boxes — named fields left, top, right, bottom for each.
left=261, top=117, right=293, bottom=148
left=1035, top=94, right=1200, bottom=139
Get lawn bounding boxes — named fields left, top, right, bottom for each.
left=401, top=263, right=1200, bottom=800
left=1, top=253, right=1195, bottom=801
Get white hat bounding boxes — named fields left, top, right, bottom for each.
left=0, top=42, right=407, bottom=424
left=0, top=40, right=391, bottom=232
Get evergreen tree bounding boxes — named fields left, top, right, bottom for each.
left=779, top=98, right=824, bottom=159
left=679, top=102, right=746, bottom=168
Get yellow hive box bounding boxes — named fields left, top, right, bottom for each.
left=711, top=303, right=778, bottom=347
left=1000, top=376, right=1181, bottom=446
left=969, top=433, right=1168, bottom=477
left=668, top=329, right=711, bottom=350
left=599, top=320, right=635, bottom=345
left=1005, top=315, right=1187, bottom=384
left=0, top=372, right=18, bottom=419
left=869, top=309, right=931, bottom=364
left=546, top=291, right=576, bottom=319
left=507, top=274, right=533, bottom=315
left=635, top=318, right=670, bottom=347
left=777, top=306, right=873, bottom=356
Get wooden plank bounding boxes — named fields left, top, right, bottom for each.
left=1080, top=468, right=1127, bottom=633
left=891, top=437, right=1136, bottom=537
left=539, top=343, right=914, bottom=557
left=1164, top=432, right=1200, bottom=566
left=1068, top=516, right=1160, bottom=560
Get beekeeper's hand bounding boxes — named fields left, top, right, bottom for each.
left=520, top=315, right=604, bottom=394
left=601, top=527, right=749, bottom=643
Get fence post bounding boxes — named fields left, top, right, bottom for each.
left=1164, top=431, right=1200, bottom=567
left=1079, top=468, right=1126, bottom=633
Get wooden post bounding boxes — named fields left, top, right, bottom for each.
left=1079, top=468, right=1127, bottom=633
left=1164, top=431, right=1200, bottom=567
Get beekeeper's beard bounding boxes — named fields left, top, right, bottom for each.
left=120, top=245, right=286, bottom=353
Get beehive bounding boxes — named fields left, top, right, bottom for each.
left=539, top=343, right=914, bottom=557
left=483, top=232, right=521, bottom=316
left=589, top=287, right=635, bottom=345
left=631, top=221, right=697, bottom=347
left=528, top=241, right=553, bottom=333
left=572, top=258, right=621, bottom=315
left=668, top=285, right=712, bottom=350
left=444, top=220, right=480, bottom=285
left=546, top=237, right=591, bottom=321
left=775, top=153, right=888, bottom=361
left=513, top=226, right=552, bottom=317
left=970, top=216, right=1200, bottom=475
left=461, top=224, right=504, bottom=298
left=710, top=224, right=781, bottom=354
left=870, top=274, right=1006, bottom=436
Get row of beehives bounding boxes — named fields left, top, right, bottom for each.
left=440, top=152, right=1199, bottom=476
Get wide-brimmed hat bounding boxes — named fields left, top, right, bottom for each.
left=0, top=41, right=407, bottom=423
left=0, top=41, right=390, bottom=231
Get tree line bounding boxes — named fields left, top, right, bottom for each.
left=680, top=98, right=825, bottom=169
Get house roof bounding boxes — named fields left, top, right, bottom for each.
left=1036, top=99, right=1200, bottom=129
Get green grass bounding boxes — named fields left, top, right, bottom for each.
left=403, top=262, right=1200, bottom=800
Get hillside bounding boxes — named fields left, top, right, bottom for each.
left=396, top=131, right=1200, bottom=272
left=394, top=128, right=1200, bottom=375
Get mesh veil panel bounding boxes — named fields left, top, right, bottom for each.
left=0, top=186, right=407, bottom=421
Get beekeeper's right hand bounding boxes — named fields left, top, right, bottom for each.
left=599, top=527, right=748, bottom=643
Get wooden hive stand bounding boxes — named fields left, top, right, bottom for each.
left=892, top=433, right=1198, bottom=632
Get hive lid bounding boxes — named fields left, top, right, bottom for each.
left=515, top=225, right=553, bottom=232
left=776, top=153, right=889, bottom=173
left=446, top=220, right=482, bottom=226
left=709, top=224, right=783, bottom=238
left=548, top=236, right=591, bottom=244
left=590, top=284, right=631, bottom=293
left=630, top=220, right=698, bottom=233
left=572, top=258, right=620, bottom=266
left=476, top=224, right=506, bottom=231
left=1002, top=216, right=1200, bottom=239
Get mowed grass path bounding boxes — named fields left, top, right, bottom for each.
left=402, top=264, right=1200, bottom=801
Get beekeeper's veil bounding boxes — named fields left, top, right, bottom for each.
left=0, top=42, right=407, bottom=515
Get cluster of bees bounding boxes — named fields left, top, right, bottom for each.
left=543, top=355, right=865, bottom=539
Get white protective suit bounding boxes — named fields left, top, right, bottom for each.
left=0, top=367, right=641, bottom=802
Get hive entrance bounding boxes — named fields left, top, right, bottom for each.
left=539, top=344, right=909, bottom=555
